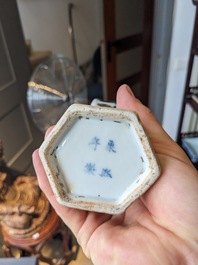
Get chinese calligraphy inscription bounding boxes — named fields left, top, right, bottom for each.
left=85, top=137, right=116, bottom=178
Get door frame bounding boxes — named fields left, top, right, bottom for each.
left=102, top=0, right=154, bottom=105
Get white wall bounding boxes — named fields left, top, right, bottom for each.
left=17, top=0, right=101, bottom=66
left=162, top=0, right=196, bottom=140
left=149, top=0, right=174, bottom=124
left=17, top=0, right=197, bottom=141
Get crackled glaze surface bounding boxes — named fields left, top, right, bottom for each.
left=39, top=104, right=160, bottom=214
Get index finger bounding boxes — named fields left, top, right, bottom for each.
left=32, top=149, right=88, bottom=235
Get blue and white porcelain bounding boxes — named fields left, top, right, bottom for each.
left=91, top=98, right=116, bottom=108
left=39, top=104, right=160, bottom=214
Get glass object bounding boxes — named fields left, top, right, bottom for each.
left=27, top=54, right=87, bottom=133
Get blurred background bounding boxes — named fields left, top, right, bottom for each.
left=0, top=0, right=197, bottom=175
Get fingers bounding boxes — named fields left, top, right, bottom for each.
left=116, top=85, right=164, bottom=137
left=116, top=85, right=172, bottom=145
left=32, top=149, right=112, bottom=252
left=32, top=149, right=56, bottom=201
left=44, top=126, right=54, bottom=139
left=116, top=85, right=191, bottom=163
left=32, top=149, right=88, bottom=236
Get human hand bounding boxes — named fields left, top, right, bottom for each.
left=33, top=85, right=198, bottom=265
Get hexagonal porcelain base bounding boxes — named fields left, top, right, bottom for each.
left=39, top=104, right=160, bottom=214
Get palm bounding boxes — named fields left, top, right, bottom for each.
left=33, top=85, right=198, bottom=265
left=73, top=153, right=197, bottom=265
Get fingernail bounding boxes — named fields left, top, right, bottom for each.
left=124, top=84, right=134, bottom=97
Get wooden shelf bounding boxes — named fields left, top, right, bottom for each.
left=177, top=4, right=198, bottom=169
left=29, top=51, right=52, bottom=70
left=185, top=96, right=198, bottom=112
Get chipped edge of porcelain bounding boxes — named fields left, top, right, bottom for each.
left=39, top=103, right=161, bottom=214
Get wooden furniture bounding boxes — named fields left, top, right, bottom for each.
left=26, top=39, right=52, bottom=71
left=29, top=51, right=52, bottom=70
left=1, top=209, right=79, bottom=265
left=0, top=141, right=79, bottom=264
left=177, top=1, right=198, bottom=169
left=103, top=0, right=154, bottom=105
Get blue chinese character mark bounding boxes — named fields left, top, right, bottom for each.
left=107, top=140, right=116, bottom=153
left=89, top=137, right=100, bottom=151
left=85, top=163, right=96, bottom=175
left=100, top=168, right=112, bottom=178
left=86, top=138, right=115, bottom=178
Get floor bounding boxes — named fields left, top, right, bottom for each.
left=69, top=248, right=93, bottom=265
left=38, top=238, right=93, bottom=265
left=0, top=227, right=93, bottom=265
left=39, top=247, right=93, bottom=265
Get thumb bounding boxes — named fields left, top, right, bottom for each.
left=116, top=84, right=165, bottom=138
left=116, top=85, right=188, bottom=161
